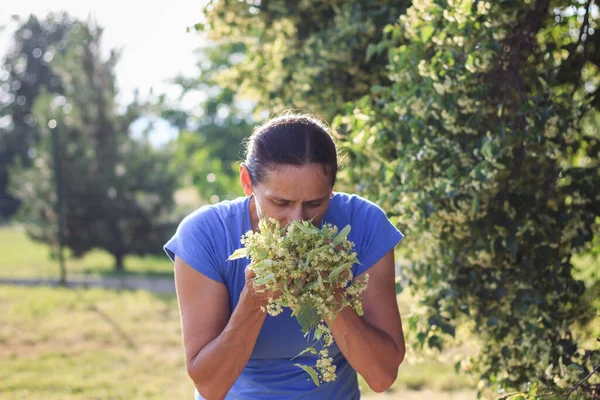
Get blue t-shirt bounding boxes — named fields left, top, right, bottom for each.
left=164, top=192, right=404, bottom=399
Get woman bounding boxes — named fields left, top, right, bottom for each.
left=164, top=113, right=405, bottom=399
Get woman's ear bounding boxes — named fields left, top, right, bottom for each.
left=239, top=163, right=254, bottom=197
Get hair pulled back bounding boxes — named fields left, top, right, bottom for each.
left=244, top=113, right=338, bottom=187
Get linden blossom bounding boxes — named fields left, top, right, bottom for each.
left=227, top=218, right=369, bottom=386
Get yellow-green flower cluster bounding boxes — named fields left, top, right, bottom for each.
left=316, top=349, right=336, bottom=383
left=227, top=218, right=368, bottom=386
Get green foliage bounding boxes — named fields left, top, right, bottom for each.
left=7, top=15, right=180, bottom=271
left=0, top=13, right=77, bottom=218
left=162, top=42, right=250, bottom=203
left=195, top=0, right=600, bottom=394
left=334, top=0, right=600, bottom=395
left=198, top=0, right=600, bottom=395
left=196, top=0, right=411, bottom=119
left=229, top=218, right=365, bottom=385
left=0, top=224, right=174, bottom=279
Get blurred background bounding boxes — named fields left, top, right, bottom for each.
left=0, top=0, right=599, bottom=399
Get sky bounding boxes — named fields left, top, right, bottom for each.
left=0, top=0, right=208, bottom=145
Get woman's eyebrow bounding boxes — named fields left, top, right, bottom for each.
left=269, top=195, right=291, bottom=202
left=269, top=195, right=329, bottom=203
left=304, top=196, right=329, bottom=203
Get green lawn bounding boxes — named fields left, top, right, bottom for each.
left=0, top=224, right=174, bottom=279
left=0, top=285, right=191, bottom=399
left=0, top=285, right=476, bottom=399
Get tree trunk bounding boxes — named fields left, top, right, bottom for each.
left=114, top=253, right=125, bottom=273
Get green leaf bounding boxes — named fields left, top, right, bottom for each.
left=366, top=43, right=376, bottom=62
left=252, top=259, right=274, bottom=272
left=429, top=316, right=456, bottom=337
left=304, top=245, right=330, bottom=268
left=294, top=364, right=320, bottom=386
left=329, top=262, right=352, bottom=286
left=332, top=225, right=351, bottom=246
left=294, top=278, right=304, bottom=290
left=295, top=305, right=320, bottom=333
left=506, top=235, right=518, bottom=258
left=420, top=24, right=434, bottom=42
left=296, top=221, right=319, bottom=235
left=306, top=273, right=323, bottom=291
left=314, top=326, right=324, bottom=341
left=566, top=363, right=584, bottom=373
left=253, top=273, right=275, bottom=286
left=427, top=334, right=443, bottom=351
left=278, top=299, right=290, bottom=307
left=281, top=277, right=291, bottom=297
left=470, top=195, right=480, bottom=215
left=254, top=248, right=269, bottom=259
left=291, top=346, right=317, bottom=360
left=445, top=165, right=457, bottom=178
left=481, top=141, right=493, bottom=160
left=227, top=247, right=249, bottom=261
left=528, top=382, right=538, bottom=396
left=466, top=53, right=475, bottom=72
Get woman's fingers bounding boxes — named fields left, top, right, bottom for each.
left=245, top=268, right=256, bottom=281
left=245, top=268, right=267, bottom=291
left=245, top=267, right=282, bottom=301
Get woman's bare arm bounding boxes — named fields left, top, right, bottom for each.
left=174, top=256, right=270, bottom=400
left=325, top=250, right=405, bottom=392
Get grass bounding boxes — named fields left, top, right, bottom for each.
left=357, top=358, right=473, bottom=396
left=0, top=285, right=192, bottom=399
left=0, top=224, right=174, bottom=279
left=356, top=291, right=476, bottom=398
left=0, top=285, right=477, bottom=399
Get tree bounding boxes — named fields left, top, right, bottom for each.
left=9, top=15, right=179, bottom=272
left=198, top=0, right=600, bottom=395
left=161, top=41, right=252, bottom=203
left=335, top=0, right=600, bottom=395
left=196, top=0, right=411, bottom=119
left=0, top=13, right=77, bottom=218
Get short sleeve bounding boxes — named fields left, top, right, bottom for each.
left=164, top=206, right=225, bottom=284
left=352, top=199, right=404, bottom=277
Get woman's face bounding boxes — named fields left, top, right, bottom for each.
left=242, top=163, right=333, bottom=228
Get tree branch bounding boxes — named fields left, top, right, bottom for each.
left=565, top=361, right=600, bottom=399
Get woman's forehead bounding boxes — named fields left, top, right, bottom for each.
left=259, top=164, right=332, bottom=200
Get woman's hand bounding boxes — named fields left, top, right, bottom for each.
left=243, top=268, right=284, bottom=309
left=324, top=250, right=405, bottom=393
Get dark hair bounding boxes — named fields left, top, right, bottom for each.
left=244, top=113, right=338, bottom=187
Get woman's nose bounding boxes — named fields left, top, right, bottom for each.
left=285, top=206, right=303, bottom=225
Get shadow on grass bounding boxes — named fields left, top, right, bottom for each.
left=78, top=268, right=174, bottom=279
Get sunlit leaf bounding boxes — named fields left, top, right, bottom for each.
left=227, top=247, right=249, bottom=261
left=294, top=364, right=320, bottom=387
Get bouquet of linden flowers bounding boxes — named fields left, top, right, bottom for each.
left=227, top=218, right=369, bottom=386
